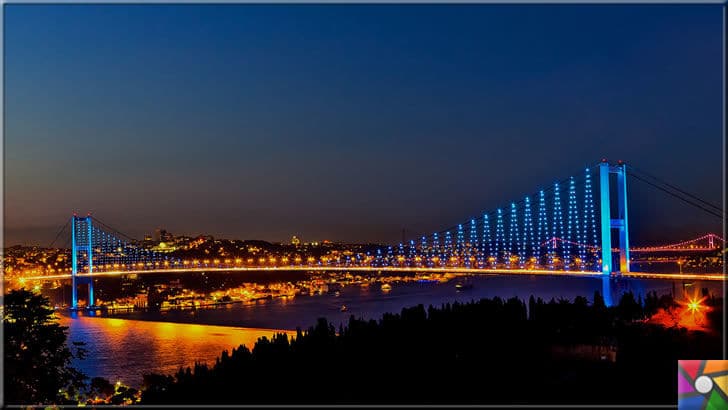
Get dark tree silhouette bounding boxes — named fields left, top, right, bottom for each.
left=3, top=289, right=87, bottom=405
left=139, top=293, right=722, bottom=405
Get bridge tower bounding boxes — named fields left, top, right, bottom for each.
left=71, top=214, right=94, bottom=309
left=599, top=160, right=630, bottom=274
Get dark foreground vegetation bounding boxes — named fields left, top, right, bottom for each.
left=3, top=289, right=139, bottom=406
left=4, top=287, right=723, bottom=405
left=141, top=291, right=722, bottom=405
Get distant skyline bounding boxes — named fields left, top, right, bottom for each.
left=4, top=4, right=723, bottom=247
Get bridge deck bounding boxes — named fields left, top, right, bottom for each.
left=17, top=266, right=726, bottom=282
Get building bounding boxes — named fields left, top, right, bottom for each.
left=151, top=241, right=176, bottom=253
left=133, top=291, right=148, bottom=309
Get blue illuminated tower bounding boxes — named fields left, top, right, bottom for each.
left=599, top=160, right=630, bottom=274
left=71, top=214, right=94, bottom=309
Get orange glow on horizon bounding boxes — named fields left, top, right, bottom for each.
left=648, top=290, right=712, bottom=331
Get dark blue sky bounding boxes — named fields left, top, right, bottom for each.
left=4, top=5, right=723, bottom=246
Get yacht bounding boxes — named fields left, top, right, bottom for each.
left=381, top=283, right=392, bottom=292
left=455, top=280, right=473, bottom=291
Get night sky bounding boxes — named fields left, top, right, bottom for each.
left=4, top=5, right=723, bottom=247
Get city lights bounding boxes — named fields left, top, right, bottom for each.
left=7, top=162, right=724, bottom=311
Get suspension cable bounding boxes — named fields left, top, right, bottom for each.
left=89, top=216, right=139, bottom=243
left=628, top=165, right=723, bottom=213
left=627, top=172, right=724, bottom=219
left=48, top=219, right=70, bottom=248
left=413, top=161, right=602, bottom=244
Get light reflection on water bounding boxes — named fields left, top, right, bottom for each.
left=59, top=315, right=294, bottom=388
left=60, top=275, right=722, bottom=388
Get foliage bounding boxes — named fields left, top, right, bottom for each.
left=140, top=292, right=723, bottom=405
left=3, top=288, right=142, bottom=405
left=3, top=289, right=87, bottom=405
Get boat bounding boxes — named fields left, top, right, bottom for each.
left=381, top=283, right=392, bottom=291
left=340, top=305, right=348, bottom=312
left=334, top=291, right=341, bottom=297
left=455, top=281, right=473, bottom=291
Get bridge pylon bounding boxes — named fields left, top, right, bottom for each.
left=71, top=214, right=94, bottom=309
left=599, top=160, right=630, bottom=274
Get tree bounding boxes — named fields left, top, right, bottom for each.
left=3, top=289, right=87, bottom=405
left=87, top=377, right=115, bottom=400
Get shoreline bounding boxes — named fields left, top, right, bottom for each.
left=57, top=308, right=300, bottom=333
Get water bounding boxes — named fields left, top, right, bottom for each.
left=59, top=274, right=722, bottom=388
left=59, top=315, right=295, bottom=388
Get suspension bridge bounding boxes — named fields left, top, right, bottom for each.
left=15, top=160, right=726, bottom=309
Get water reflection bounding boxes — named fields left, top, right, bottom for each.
left=603, top=276, right=613, bottom=307
left=59, top=315, right=294, bottom=388
left=60, top=275, right=722, bottom=388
